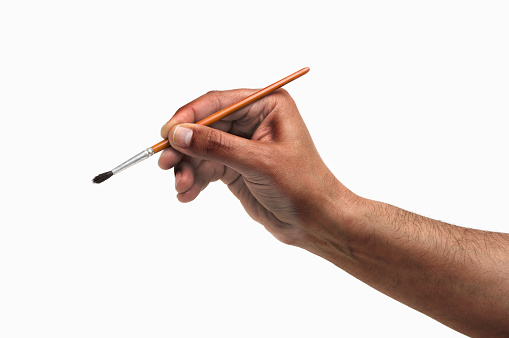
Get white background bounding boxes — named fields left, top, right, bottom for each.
left=1, top=1, right=507, bottom=337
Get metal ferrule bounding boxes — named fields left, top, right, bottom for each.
left=111, top=148, right=154, bottom=175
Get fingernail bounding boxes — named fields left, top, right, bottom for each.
left=173, top=125, right=192, bottom=148
left=175, top=171, right=182, bottom=190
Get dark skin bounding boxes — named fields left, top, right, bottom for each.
left=159, top=89, right=509, bottom=337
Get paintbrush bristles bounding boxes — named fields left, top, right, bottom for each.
left=92, top=171, right=113, bottom=184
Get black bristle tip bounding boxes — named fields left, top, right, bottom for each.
left=92, top=171, right=113, bottom=184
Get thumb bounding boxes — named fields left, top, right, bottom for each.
left=169, top=123, right=264, bottom=172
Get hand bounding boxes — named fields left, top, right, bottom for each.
left=159, top=89, right=352, bottom=247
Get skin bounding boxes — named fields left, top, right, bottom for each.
left=159, top=89, right=509, bottom=337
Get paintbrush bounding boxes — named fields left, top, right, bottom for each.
left=92, top=67, right=310, bottom=184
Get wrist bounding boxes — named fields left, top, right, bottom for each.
left=296, top=174, right=364, bottom=264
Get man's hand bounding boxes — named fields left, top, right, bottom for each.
left=159, top=89, right=353, bottom=247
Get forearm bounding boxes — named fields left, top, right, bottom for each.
left=303, top=183, right=509, bottom=337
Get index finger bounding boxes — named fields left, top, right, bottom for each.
left=160, top=88, right=263, bottom=139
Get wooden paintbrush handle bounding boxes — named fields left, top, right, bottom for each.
left=151, top=67, right=310, bottom=154
left=152, top=139, right=170, bottom=153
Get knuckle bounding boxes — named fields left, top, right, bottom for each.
left=269, top=88, right=291, bottom=102
left=174, top=105, right=187, bottom=115
left=275, top=88, right=289, bottom=97
left=205, top=90, right=219, bottom=96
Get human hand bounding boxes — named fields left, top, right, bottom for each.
left=159, top=89, right=352, bottom=247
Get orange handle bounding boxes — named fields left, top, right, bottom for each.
left=152, top=139, right=170, bottom=153
left=151, top=67, right=310, bottom=154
